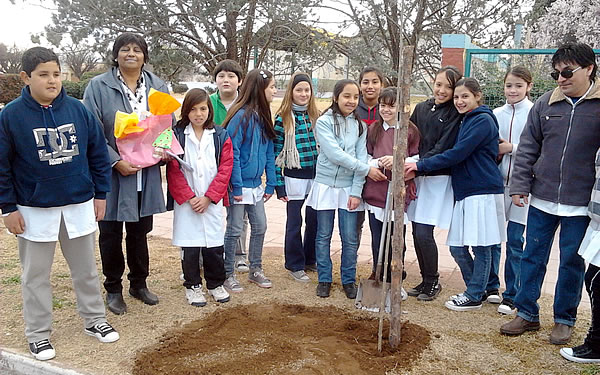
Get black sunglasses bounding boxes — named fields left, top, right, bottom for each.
left=550, top=66, right=582, bottom=80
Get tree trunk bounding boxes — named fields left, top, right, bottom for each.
left=389, top=45, right=415, bottom=349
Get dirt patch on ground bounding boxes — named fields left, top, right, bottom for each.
left=133, top=304, right=429, bottom=375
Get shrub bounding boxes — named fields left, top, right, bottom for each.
left=62, top=80, right=82, bottom=99
left=80, top=70, right=105, bottom=81
left=172, top=83, right=188, bottom=94
left=0, top=74, right=24, bottom=104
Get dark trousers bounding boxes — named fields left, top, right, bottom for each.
left=284, top=199, right=317, bottom=271
left=585, top=264, right=600, bottom=352
left=182, top=246, right=226, bottom=290
left=411, top=222, right=439, bottom=284
left=356, top=210, right=366, bottom=247
left=368, top=213, right=407, bottom=282
left=99, top=215, right=153, bottom=293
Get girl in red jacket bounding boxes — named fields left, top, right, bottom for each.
left=167, top=88, right=233, bottom=307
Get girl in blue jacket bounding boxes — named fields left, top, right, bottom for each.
left=405, top=78, right=505, bottom=311
left=306, top=79, right=386, bottom=299
left=222, top=69, right=278, bottom=292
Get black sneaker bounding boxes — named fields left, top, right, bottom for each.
left=316, top=282, right=331, bottom=298
left=444, top=293, right=482, bottom=311
left=29, top=339, right=55, bottom=361
left=560, top=343, right=600, bottom=363
left=485, top=289, right=502, bottom=304
left=84, top=322, right=120, bottom=343
left=406, top=282, right=425, bottom=297
left=416, top=282, right=442, bottom=301
left=342, top=283, right=357, bottom=299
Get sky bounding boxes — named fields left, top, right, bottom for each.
left=1, top=0, right=55, bottom=47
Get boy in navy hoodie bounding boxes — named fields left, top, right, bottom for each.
left=0, top=47, right=119, bottom=361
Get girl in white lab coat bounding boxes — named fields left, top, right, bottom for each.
left=167, top=88, right=234, bottom=307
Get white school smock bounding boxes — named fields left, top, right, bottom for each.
left=578, top=224, right=600, bottom=267
left=406, top=174, right=454, bottom=229
left=306, top=181, right=364, bottom=212
left=284, top=176, right=313, bottom=200
left=446, top=193, right=507, bottom=247
left=17, top=199, right=96, bottom=242
left=172, top=126, right=224, bottom=248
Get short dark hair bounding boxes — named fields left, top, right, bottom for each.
left=21, top=47, right=60, bottom=76
left=552, top=43, right=597, bottom=80
left=212, top=59, right=243, bottom=81
left=359, top=66, right=386, bottom=87
left=111, top=32, right=149, bottom=67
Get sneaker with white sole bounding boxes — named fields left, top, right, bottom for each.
left=485, top=290, right=502, bottom=304
left=289, top=270, right=310, bottom=283
left=444, top=293, right=482, bottom=311
left=84, top=322, right=120, bottom=343
left=498, top=299, right=517, bottom=315
left=208, top=285, right=230, bottom=303
left=223, top=275, right=244, bottom=293
left=560, top=343, right=600, bottom=363
left=29, top=339, right=55, bottom=361
left=185, top=285, right=207, bottom=307
left=401, top=287, right=408, bottom=301
left=235, top=259, right=250, bottom=273
left=248, top=269, right=272, bottom=288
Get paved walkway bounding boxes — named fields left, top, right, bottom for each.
left=152, top=196, right=589, bottom=306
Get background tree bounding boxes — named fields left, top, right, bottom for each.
left=532, top=0, right=600, bottom=48
left=62, top=44, right=100, bottom=79
left=43, top=0, right=331, bottom=82
left=0, top=43, right=24, bottom=74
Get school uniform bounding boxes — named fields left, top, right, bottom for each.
left=417, top=105, right=505, bottom=303
left=274, top=107, right=319, bottom=272
left=0, top=86, right=112, bottom=343
left=306, top=109, right=370, bottom=285
left=167, top=124, right=232, bottom=289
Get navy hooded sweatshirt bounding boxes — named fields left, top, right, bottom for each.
left=416, top=105, right=503, bottom=201
left=0, top=86, right=111, bottom=214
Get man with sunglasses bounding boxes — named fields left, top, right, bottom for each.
left=500, top=43, right=600, bottom=348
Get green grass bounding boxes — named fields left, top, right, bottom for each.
left=1, top=275, right=20, bottom=285
left=581, top=365, right=600, bottom=375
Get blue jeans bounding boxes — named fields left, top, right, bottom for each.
left=515, top=205, right=588, bottom=326
left=315, top=208, right=358, bottom=285
left=499, top=221, right=526, bottom=301
left=449, top=245, right=495, bottom=302
left=223, top=199, right=267, bottom=277
left=284, top=199, right=317, bottom=272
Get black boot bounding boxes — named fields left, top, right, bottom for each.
left=106, top=293, right=127, bottom=315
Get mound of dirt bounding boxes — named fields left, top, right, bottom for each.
left=133, top=303, right=430, bottom=375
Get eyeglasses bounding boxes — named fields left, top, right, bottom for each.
left=550, top=66, right=582, bottom=80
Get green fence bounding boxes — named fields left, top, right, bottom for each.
left=464, top=48, right=600, bottom=108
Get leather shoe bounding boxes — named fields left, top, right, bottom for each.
left=500, top=316, right=540, bottom=336
left=342, top=283, right=357, bottom=299
left=316, top=282, right=331, bottom=298
left=550, top=323, right=573, bottom=345
left=106, top=293, right=127, bottom=315
left=129, top=287, right=159, bottom=305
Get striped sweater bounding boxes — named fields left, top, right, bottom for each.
left=273, top=110, right=318, bottom=198
left=589, top=148, right=600, bottom=230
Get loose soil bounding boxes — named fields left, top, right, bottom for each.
left=133, top=304, right=429, bottom=375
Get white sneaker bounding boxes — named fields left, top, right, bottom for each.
left=223, top=275, right=244, bottom=293
left=401, top=287, right=408, bottom=301
left=248, top=269, right=272, bottom=288
left=289, top=270, right=310, bottom=283
left=208, top=285, right=231, bottom=303
left=185, top=285, right=207, bottom=307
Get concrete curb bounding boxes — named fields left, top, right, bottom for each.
left=0, top=348, right=87, bottom=375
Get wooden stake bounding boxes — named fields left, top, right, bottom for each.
left=389, top=45, right=414, bottom=348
